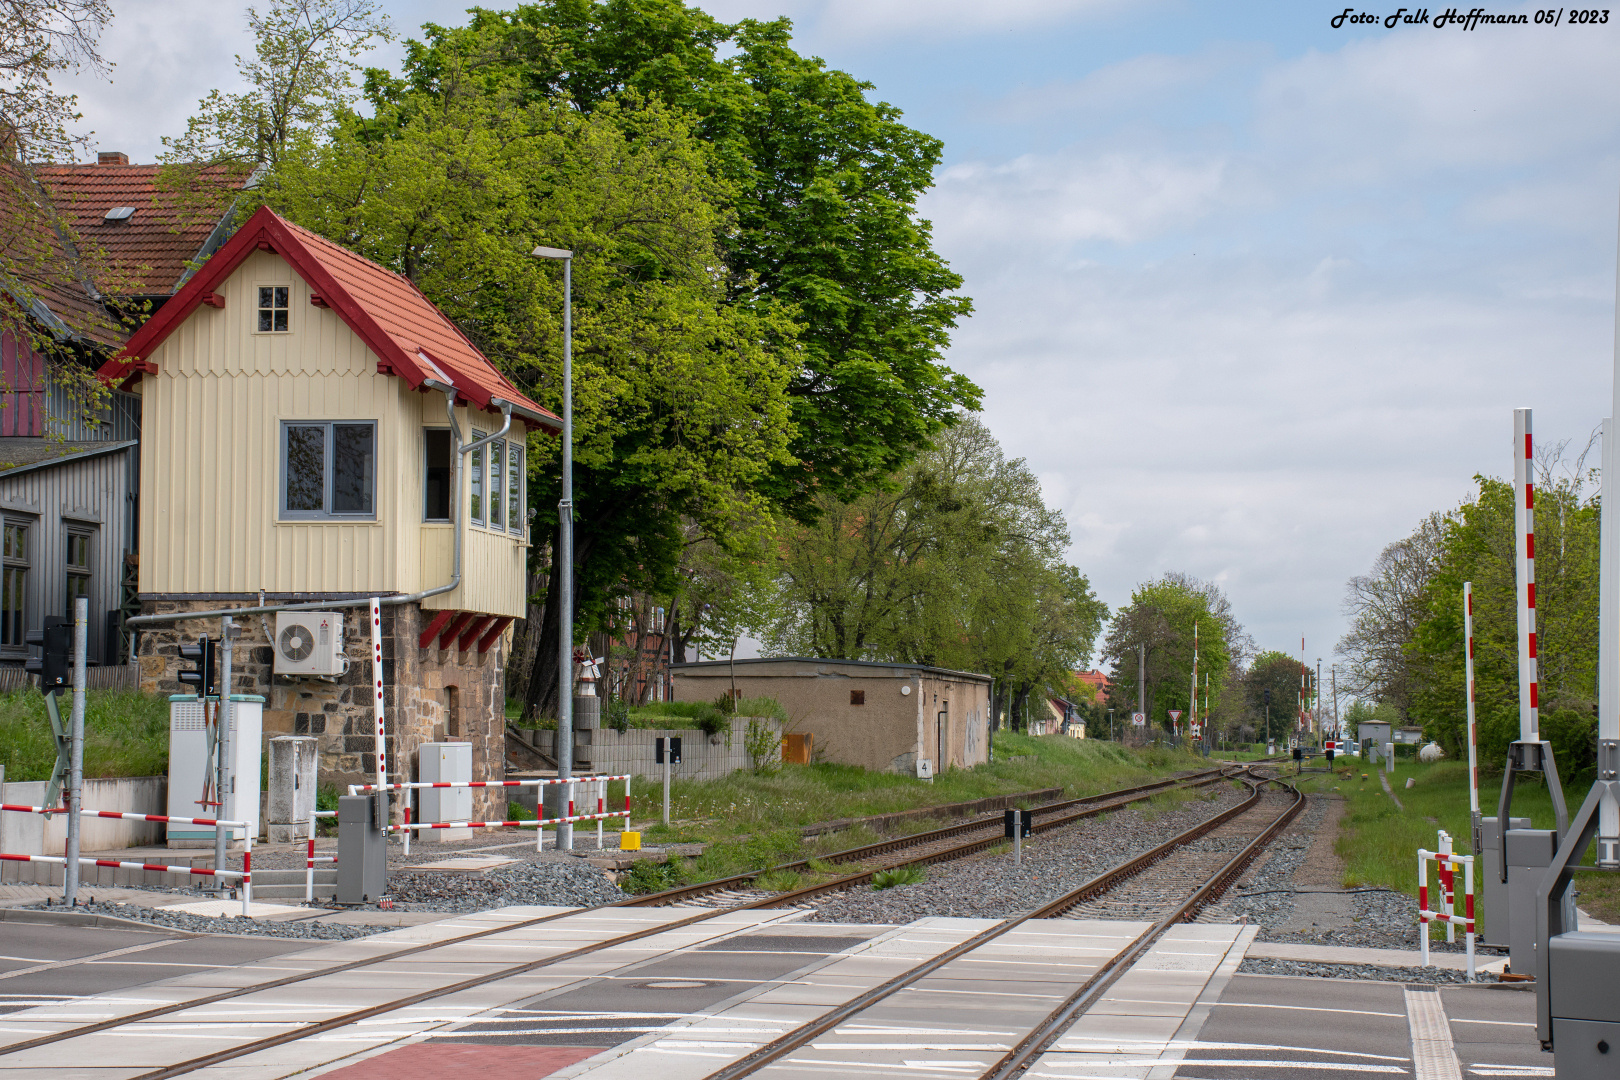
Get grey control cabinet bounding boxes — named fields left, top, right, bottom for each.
left=337, top=794, right=388, bottom=904
left=1548, top=932, right=1620, bottom=1078
left=1505, top=829, right=1576, bottom=974
left=1479, top=816, right=1529, bottom=948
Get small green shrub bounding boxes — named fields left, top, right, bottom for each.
left=507, top=800, right=535, bottom=821
left=604, top=696, right=631, bottom=733
left=872, top=864, right=926, bottom=890
left=736, top=696, right=788, bottom=721
left=744, top=716, right=780, bottom=774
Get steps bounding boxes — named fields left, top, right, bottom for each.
left=249, top=868, right=337, bottom=901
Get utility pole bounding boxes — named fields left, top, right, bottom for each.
left=1316, top=658, right=1322, bottom=743
left=1137, top=643, right=1145, bottom=732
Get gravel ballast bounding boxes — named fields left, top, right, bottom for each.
left=807, top=784, right=1255, bottom=924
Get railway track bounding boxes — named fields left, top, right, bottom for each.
left=697, top=772, right=1304, bottom=1080
left=632, top=765, right=1244, bottom=908
left=0, top=767, right=1298, bottom=1080
left=0, top=766, right=1238, bottom=1067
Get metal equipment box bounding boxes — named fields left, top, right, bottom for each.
left=1505, top=828, right=1577, bottom=974
left=337, top=794, right=388, bottom=903
left=1479, top=816, right=1529, bottom=947
left=166, top=694, right=264, bottom=847
left=1548, top=932, right=1620, bottom=1078
left=418, top=742, right=472, bottom=822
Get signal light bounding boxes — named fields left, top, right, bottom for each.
left=178, top=635, right=217, bottom=698
left=24, top=616, right=71, bottom=692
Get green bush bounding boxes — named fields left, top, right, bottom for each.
left=604, top=696, right=631, bottom=733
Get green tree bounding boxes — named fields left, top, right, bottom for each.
left=1100, top=576, right=1238, bottom=735
left=762, top=414, right=1104, bottom=720
left=251, top=37, right=799, bottom=722
left=1245, top=649, right=1314, bottom=744
left=385, top=1, right=980, bottom=515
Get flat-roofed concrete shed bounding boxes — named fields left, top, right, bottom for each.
left=671, top=657, right=993, bottom=775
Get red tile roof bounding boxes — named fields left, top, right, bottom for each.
left=1076, top=669, right=1110, bottom=702
left=100, top=206, right=560, bottom=431
left=33, top=162, right=247, bottom=295
left=0, top=168, right=128, bottom=348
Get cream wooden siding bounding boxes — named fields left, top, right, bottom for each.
left=139, top=249, right=528, bottom=615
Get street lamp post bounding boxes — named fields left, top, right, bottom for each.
left=532, top=244, right=574, bottom=850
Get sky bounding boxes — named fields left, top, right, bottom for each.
left=60, top=0, right=1620, bottom=673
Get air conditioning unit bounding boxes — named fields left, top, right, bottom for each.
left=273, top=612, right=347, bottom=676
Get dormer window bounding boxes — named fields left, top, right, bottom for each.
left=103, top=206, right=135, bottom=224
left=257, top=286, right=290, bottom=332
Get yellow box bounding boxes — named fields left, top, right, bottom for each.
left=620, top=831, right=641, bottom=851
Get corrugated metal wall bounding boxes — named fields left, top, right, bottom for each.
left=0, top=445, right=132, bottom=663
left=139, top=249, right=528, bottom=614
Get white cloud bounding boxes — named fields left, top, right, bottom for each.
left=929, top=150, right=1231, bottom=252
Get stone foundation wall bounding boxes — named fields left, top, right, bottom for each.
left=137, top=597, right=507, bottom=822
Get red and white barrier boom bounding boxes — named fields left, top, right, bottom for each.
left=348, top=775, right=632, bottom=852
left=1, top=803, right=254, bottom=915
left=1418, top=838, right=1474, bottom=981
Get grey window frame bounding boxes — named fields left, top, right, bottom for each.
left=506, top=439, right=525, bottom=536
left=488, top=437, right=504, bottom=531
left=65, top=524, right=93, bottom=621
left=279, top=420, right=378, bottom=521
left=0, top=517, right=28, bottom=652
left=469, top=429, right=486, bottom=526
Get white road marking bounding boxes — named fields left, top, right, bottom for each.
left=0, top=938, right=176, bottom=981
left=1214, top=1001, right=1405, bottom=1018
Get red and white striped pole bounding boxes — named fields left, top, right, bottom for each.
left=1513, top=409, right=1538, bottom=743
left=1463, top=582, right=1480, bottom=818
left=371, top=598, right=387, bottom=804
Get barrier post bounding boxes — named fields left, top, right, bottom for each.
left=1464, top=856, right=1476, bottom=981
left=306, top=835, right=315, bottom=902
left=403, top=804, right=411, bottom=857
left=597, top=780, right=605, bottom=850
left=1445, top=835, right=1458, bottom=939
left=242, top=835, right=253, bottom=916
left=1418, top=848, right=1430, bottom=968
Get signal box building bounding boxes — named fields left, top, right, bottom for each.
left=99, top=206, right=559, bottom=807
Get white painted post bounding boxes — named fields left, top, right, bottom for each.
left=242, top=833, right=252, bottom=917
left=62, top=596, right=87, bottom=907
left=1600, top=418, right=1619, bottom=867
left=370, top=598, right=386, bottom=813
left=1463, top=583, right=1480, bottom=819
left=1514, top=409, right=1538, bottom=743
left=1418, top=849, right=1430, bottom=968
left=1463, top=856, right=1476, bottom=981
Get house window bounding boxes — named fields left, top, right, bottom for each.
left=65, top=528, right=92, bottom=619
left=424, top=428, right=451, bottom=521
left=469, top=430, right=485, bottom=525
left=257, top=286, right=290, bottom=332
left=507, top=441, right=524, bottom=534
left=281, top=421, right=376, bottom=519
left=1, top=521, right=26, bottom=648
left=850, top=690, right=865, bottom=706
left=488, top=438, right=504, bottom=530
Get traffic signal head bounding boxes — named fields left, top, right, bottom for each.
left=1263, top=688, right=1271, bottom=705
left=24, top=617, right=71, bottom=692
left=178, top=635, right=217, bottom=698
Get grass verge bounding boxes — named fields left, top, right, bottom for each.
left=1294, top=757, right=1620, bottom=928
left=0, top=689, right=170, bottom=781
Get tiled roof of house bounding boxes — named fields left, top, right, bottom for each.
left=101, top=206, right=560, bottom=431
left=33, top=160, right=247, bottom=296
